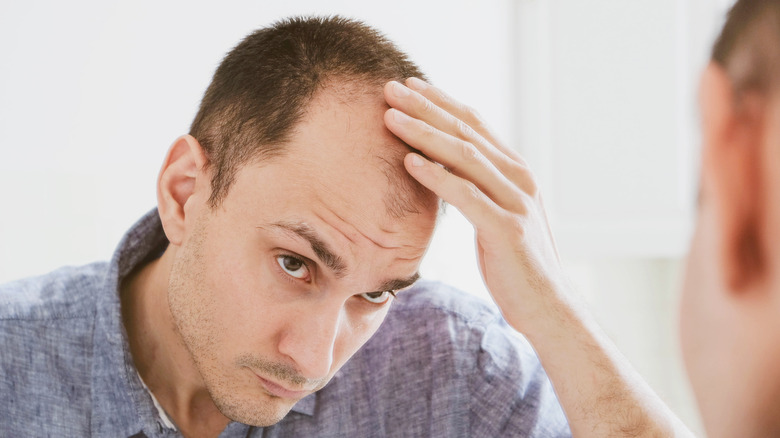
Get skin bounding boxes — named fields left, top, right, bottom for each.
left=121, top=84, right=438, bottom=438
left=123, top=69, right=702, bottom=438
left=121, top=39, right=780, bottom=437
left=681, top=63, right=780, bottom=437
left=385, top=77, right=693, bottom=437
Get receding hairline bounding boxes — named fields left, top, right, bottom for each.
left=310, top=79, right=440, bottom=219
left=190, top=15, right=430, bottom=209
left=208, top=77, right=440, bottom=219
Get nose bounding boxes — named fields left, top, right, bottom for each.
left=277, top=302, right=345, bottom=380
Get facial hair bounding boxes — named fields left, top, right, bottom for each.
left=166, top=216, right=314, bottom=426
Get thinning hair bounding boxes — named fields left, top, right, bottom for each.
left=189, top=15, right=434, bottom=215
left=712, top=0, right=780, bottom=95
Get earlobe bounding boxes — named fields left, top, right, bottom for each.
left=700, top=64, right=766, bottom=292
left=157, top=135, right=209, bottom=246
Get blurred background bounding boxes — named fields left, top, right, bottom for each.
left=0, top=0, right=736, bottom=434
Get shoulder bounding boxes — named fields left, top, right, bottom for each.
left=329, top=280, right=571, bottom=436
left=384, top=281, right=571, bottom=435
left=381, top=280, right=521, bottom=353
left=0, top=262, right=109, bottom=320
left=357, top=280, right=542, bottom=379
left=387, top=279, right=501, bottom=327
left=378, top=280, right=537, bottom=367
left=0, top=263, right=109, bottom=435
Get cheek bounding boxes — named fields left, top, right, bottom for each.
left=681, top=215, right=711, bottom=342
left=680, top=232, right=704, bottom=364
left=197, top=241, right=285, bottom=351
left=680, top=208, right=724, bottom=391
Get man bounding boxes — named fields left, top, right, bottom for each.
left=0, top=16, right=571, bottom=437
left=0, top=15, right=690, bottom=438
left=681, top=0, right=780, bottom=437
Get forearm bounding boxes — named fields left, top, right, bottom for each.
left=381, top=78, right=692, bottom=437
left=519, top=291, right=694, bottom=438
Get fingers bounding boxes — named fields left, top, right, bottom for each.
left=403, top=78, right=526, bottom=166
left=383, top=80, right=537, bottom=198
left=385, top=107, right=528, bottom=212
left=403, top=152, right=514, bottom=235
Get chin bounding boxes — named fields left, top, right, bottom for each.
left=212, top=391, right=295, bottom=427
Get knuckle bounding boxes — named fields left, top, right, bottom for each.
left=462, top=181, right=483, bottom=202
left=463, top=104, right=485, bottom=127
left=525, top=174, right=539, bottom=197
left=419, top=120, right=437, bottom=139
left=460, top=142, right=481, bottom=165
left=420, top=97, right=436, bottom=116
left=503, top=214, right=527, bottom=239
left=454, top=118, right=474, bottom=140
left=506, top=162, right=539, bottom=196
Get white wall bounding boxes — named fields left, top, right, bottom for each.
left=0, top=1, right=511, bottom=301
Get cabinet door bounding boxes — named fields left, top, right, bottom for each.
left=513, top=0, right=728, bottom=258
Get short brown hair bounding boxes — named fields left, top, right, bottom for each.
left=189, top=16, right=428, bottom=208
left=712, top=0, right=780, bottom=95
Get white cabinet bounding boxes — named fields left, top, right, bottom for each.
left=513, top=0, right=728, bottom=257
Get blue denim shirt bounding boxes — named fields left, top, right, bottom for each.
left=0, top=209, right=570, bottom=437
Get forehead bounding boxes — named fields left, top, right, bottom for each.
left=225, top=83, right=438, bottom=247
left=287, top=85, right=433, bottom=215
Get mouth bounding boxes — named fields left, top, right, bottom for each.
left=252, top=372, right=312, bottom=400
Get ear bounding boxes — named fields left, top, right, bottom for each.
left=700, top=63, right=766, bottom=292
left=157, top=135, right=209, bottom=246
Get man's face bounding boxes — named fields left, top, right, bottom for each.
left=679, top=180, right=728, bottom=431
left=680, top=65, right=776, bottom=435
left=680, top=66, right=737, bottom=433
left=167, top=86, right=439, bottom=426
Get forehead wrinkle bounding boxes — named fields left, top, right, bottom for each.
left=322, top=202, right=431, bottom=251
left=313, top=210, right=358, bottom=245
left=265, top=221, right=348, bottom=277
left=309, top=210, right=425, bottom=289
left=340, top=223, right=401, bottom=250
left=315, top=206, right=399, bottom=250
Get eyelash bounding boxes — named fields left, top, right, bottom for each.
left=275, top=253, right=313, bottom=284
left=274, top=253, right=400, bottom=305
left=359, top=290, right=398, bottom=305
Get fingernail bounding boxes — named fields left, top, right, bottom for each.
left=410, top=154, right=425, bottom=167
left=392, top=109, right=411, bottom=124
left=407, top=77, right=427, bottom=91
left=392, top=81, right=410, bottom=97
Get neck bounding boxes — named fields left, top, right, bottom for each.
left=121, top=246, right=231, bottom=438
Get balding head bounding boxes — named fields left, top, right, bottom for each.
left=188, top=16, right=433, bottom=213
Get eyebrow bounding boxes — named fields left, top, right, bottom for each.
left=266, top=221, right=421, bottom=291
left=370, top=272, right=421, bottom=293
left=269, top=221, right=348, bottom=276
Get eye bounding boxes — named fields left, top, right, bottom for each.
left=359, top=290, right=396, bottom=304
left=276, top=255, right=310, bottom=280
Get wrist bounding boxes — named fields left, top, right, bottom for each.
left=504, top=280, right=589, bottom=343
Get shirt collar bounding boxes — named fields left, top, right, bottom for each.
left=90, top=209, right=316, bottom=436
left=90, top=208, right=171, bottom=437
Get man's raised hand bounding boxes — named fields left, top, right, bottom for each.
left=383, top=78, right=571, bottom=335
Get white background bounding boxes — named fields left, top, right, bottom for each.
left=0, top=1, right=736, bottom=434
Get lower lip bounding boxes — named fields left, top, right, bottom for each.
left=255, top=374, right=310, bottom=399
